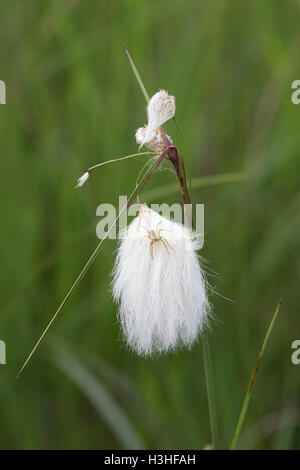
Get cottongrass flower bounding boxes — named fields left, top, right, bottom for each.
left=75, top=171, right=90, bottom=188
left=142, top=89, right=175, bottom=147
left=135, top=125, right=173, bottom=153
left=112, top=204, right=210, bottom=356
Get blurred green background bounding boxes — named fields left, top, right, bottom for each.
left=1, top=0, right=299, bottom=450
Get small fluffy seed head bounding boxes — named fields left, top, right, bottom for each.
left=135, top=125, right=173, bottom=152
left=112, top=204, right=210, bottom=356
left=75, top=171, right=90, bottom=188
left=143, top=90, right=175, bottom=145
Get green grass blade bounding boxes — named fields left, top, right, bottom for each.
left=202, top=334, right=220, bottom=449
left=122, top=44, right=150, bottom=102
left=230, top=299, right=283, bottom=450
left=53, top=345, right=145, bottom=449
left=135, top=156, right=158, bottom=186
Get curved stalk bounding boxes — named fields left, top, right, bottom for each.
left=87, top=152, right=158, bottom=172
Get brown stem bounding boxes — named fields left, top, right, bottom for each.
left=166, top=145, right=191, bottom=205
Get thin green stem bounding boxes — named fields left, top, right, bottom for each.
left=135, top=156, right=159, bottom=204
left=87, top=152, right=158, bottom=172
left=122, top=44, right=150, bottom=103
left=230, top=299, right=283, bottom=450
left=202, top=335, right=219, bottom=449
left=135, top=156, right=159, bottom=187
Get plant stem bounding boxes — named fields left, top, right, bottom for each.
left=123, top=44, right=219, bottom=450
left=88, top=152, right=158, bottom=172
left=230, top=299, right=283, bottom=450
left=202, top=334, right=219, bottom=449
left=122, top=44, right=150, bottom=103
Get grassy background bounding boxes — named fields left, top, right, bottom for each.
left=0, top=0, right=299, bottom=449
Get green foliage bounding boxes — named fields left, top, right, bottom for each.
left=1, top=0, right=299, bottom=449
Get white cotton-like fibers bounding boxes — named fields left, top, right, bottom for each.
left=143, top=90, right=175, bottom=145
left=112, top=204, right=210, bottom=356
left=135, top=125, right=173, bottom=153
left=75, top=171, right=90, bottom=188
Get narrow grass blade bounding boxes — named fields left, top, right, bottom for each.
left=202, top=334, right=220, bottom=449
left=230, top=299, right=283, bottom=450
left=53, top=345, right=145, bottom=449
left=135, top=156, right=159, bottom=187
left=87, top=151, right=158, bottom=172
left=122, top=44, right=150, bottom=102
left=17, top=157, right=161, bottom=378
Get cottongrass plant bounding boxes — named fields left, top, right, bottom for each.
left=112, top=87, right=210, bottom=355
left=17, top=46, right=218, bottom=447
left=18, top=45, right=282, bottom=451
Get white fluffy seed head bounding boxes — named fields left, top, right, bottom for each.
left=135, top=125, right=173, bottom=152
left=75, top=171, right=90, bottom=188
left=112, top=204, right=210, bottom=356
left=143, top=90, right=175, bottom=145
